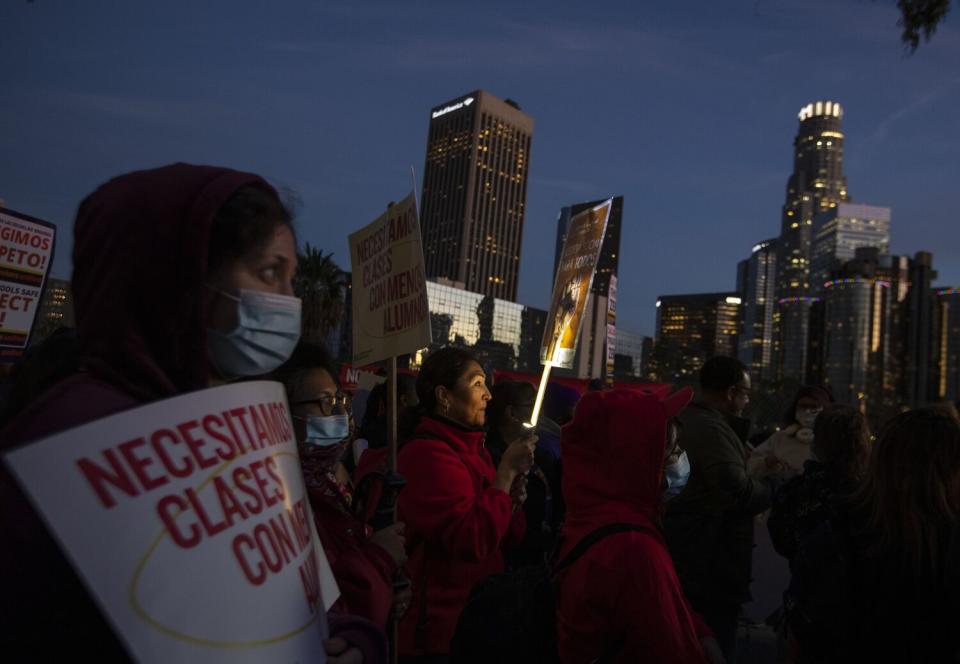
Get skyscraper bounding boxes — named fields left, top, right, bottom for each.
left=810, top=203, right=891, bottom=293
left=775, top=101, right=850, bottom=381
left=819, top=248, right=895, bottom=416
left=738, top=239, right=779, bottom=382
left=419, top=91, right=534, bottom=301
left=655, top=292, right=742, bottom=383
left=933, top=287, right=960, bottom=402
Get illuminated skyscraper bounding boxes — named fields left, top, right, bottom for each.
left=933, top=287, right=960, bottom=402
left=775, top=101, right=850, bottom=381
left=419, top=90, right=533, bottom=301
left=811, top=203, right=891, bottom=293
left=655, top=292, right=742, bottom=383
left=738, top=239, right=779, bottom=382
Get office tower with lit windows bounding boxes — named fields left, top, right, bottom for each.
left=419, top=90, right=533, bottom=301
left=31, top=277, right=74, bottom=346
left=775, top=101, right=850, bottom=381
left=933, top=287, right=960, bottom=403
left=655, top=292, right=742, bottom=383
left=819, top=248, right=896, bottom=417
left=811, top=203, right=891, bottom=293
left=737, top=239, right=779, bottom=382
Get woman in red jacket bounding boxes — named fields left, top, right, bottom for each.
left=397, top=347, right=536, bottom=662
left=556, top=388, right=725, bottom=664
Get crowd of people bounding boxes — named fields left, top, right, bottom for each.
left=1, top=164, right=959, bottom=663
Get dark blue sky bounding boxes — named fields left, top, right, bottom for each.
left=2, top=0, right=957, bottom=336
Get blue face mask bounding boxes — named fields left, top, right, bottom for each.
left=207, top=288, right=301, bottom=379
left=663, top=451, right=691, bottom=501
left=302, top=413, right=350, bottom=447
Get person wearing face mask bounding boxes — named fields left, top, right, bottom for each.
left=275, top=342, right=410, bottom=636
left=663, top=356, right=784, bottom=663
left=396, top=347, right=535, bottom=663
left=0, top=165, right=379, bottom=662
left=556, top=387, right=725, bottom=664
left=748, top=386, right=833, bottom=479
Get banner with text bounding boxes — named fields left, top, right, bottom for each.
left=0, top=208, right=56, bottom=362
left=540, top=199, right=612, bottom=368
left=349, top=192, right=431, bottom=365
left=4, top=381, right=337, bottom=663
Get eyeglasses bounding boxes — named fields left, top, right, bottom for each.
left=293, top=392, right=352, bottom=415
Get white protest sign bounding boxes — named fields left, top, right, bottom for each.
left=350, top=192, right=431, bottom=365
left=0, top=208, right=57, bottom=362
left=4, top=381, right=338, bottom=663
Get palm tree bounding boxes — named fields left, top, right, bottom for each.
left=294, top=244, right=349, bottom=345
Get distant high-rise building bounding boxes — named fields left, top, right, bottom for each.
left=419, top=91, right=534, bottom=301
left=738, top=239, right=779, bottom=383
left=31, top=277, right=74, bottom=345
left=775, top=101, right=850, bottom=381
left=655, top=292, right=742, bottom=383
left=902, top=252, right=939, bottom=406
left=611, top=327, right=645, bottom=379
left=818, top=248, right=897, bottom=420
left=811, top=203, right=891, bottom=293
left=933, top=287, right=960, bottom=403
left=553, top=196, right=623, bottom=297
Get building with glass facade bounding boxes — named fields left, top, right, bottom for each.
left=408, top=279, right=546, bottom=373
left=811, top=203, right=891, bottom=293
left=611, top=327, right=646, bottom=379
left=775, top=101, right=851, bottom=382
left=419, top=91, right=533, bottom=301
left=655, top=292, right=742, bottom=383
left=738, top=239, right=779, bottom=383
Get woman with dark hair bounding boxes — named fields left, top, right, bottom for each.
left=0, top=164, right=379, bottom=662
left=276, top=342, right=409, bottom=633
left=485, top=380, right=564, bottom=570
left=748, top=386, right=833, bottom=478
left=787, top=406, right=960, bottom=662
left=768, top=405, right=871, bottom=564
left=396, top=347, right=536, bottom=662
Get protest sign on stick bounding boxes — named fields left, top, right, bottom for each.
left=0, top=208, right=57, bottom=363
left=528, top=198, right=612, bottom=427
left=4, top=381, right=337, bottom=663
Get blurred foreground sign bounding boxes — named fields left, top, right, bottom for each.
left=0, top=208, right=56, bottom=363
left=4, top=381, right=337, bottom=663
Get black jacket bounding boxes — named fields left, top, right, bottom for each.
left=664, top=401, right=775, bottom=605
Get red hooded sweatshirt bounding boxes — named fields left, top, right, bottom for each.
left=0, top=164, right=385, bottom=661
left=396, top=414, right=525, bottom=655
left=556, top=389, right=711, bottom=664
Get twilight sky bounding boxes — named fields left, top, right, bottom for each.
left=1, top=0, right=958, bottom=336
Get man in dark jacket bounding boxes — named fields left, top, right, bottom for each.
left=664, top=356, right=781, bottom=661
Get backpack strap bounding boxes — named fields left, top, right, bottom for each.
left=553, top=522, right=650, bottom=575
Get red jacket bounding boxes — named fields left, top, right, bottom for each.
left=397, top=415, right=524, bottom=655
left=308, top=484, right=398, bottom=629
left=557, top=389, right=711, bottom=664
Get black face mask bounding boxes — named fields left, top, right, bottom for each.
left=725, top=412, right=752, bottom=443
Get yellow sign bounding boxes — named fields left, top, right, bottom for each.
left=540, top=199, right=612, bottom=369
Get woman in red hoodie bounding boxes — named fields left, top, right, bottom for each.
left=556, top=388, right=725, bottom=664
left=397, top=347, right=535, bottom=662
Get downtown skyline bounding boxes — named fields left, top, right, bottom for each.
left=1, top=0, right=958, bottom=338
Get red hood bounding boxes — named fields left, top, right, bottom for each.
left=562, top=389, right=670, bottom=535
left=72, top=163, right=276, bottom=400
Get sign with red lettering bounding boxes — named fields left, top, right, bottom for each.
left=349, top=192, right=431, bottom=365
left=0, top=208, right=56, bottom=362
left=3, top=381, right=337, bottom=663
